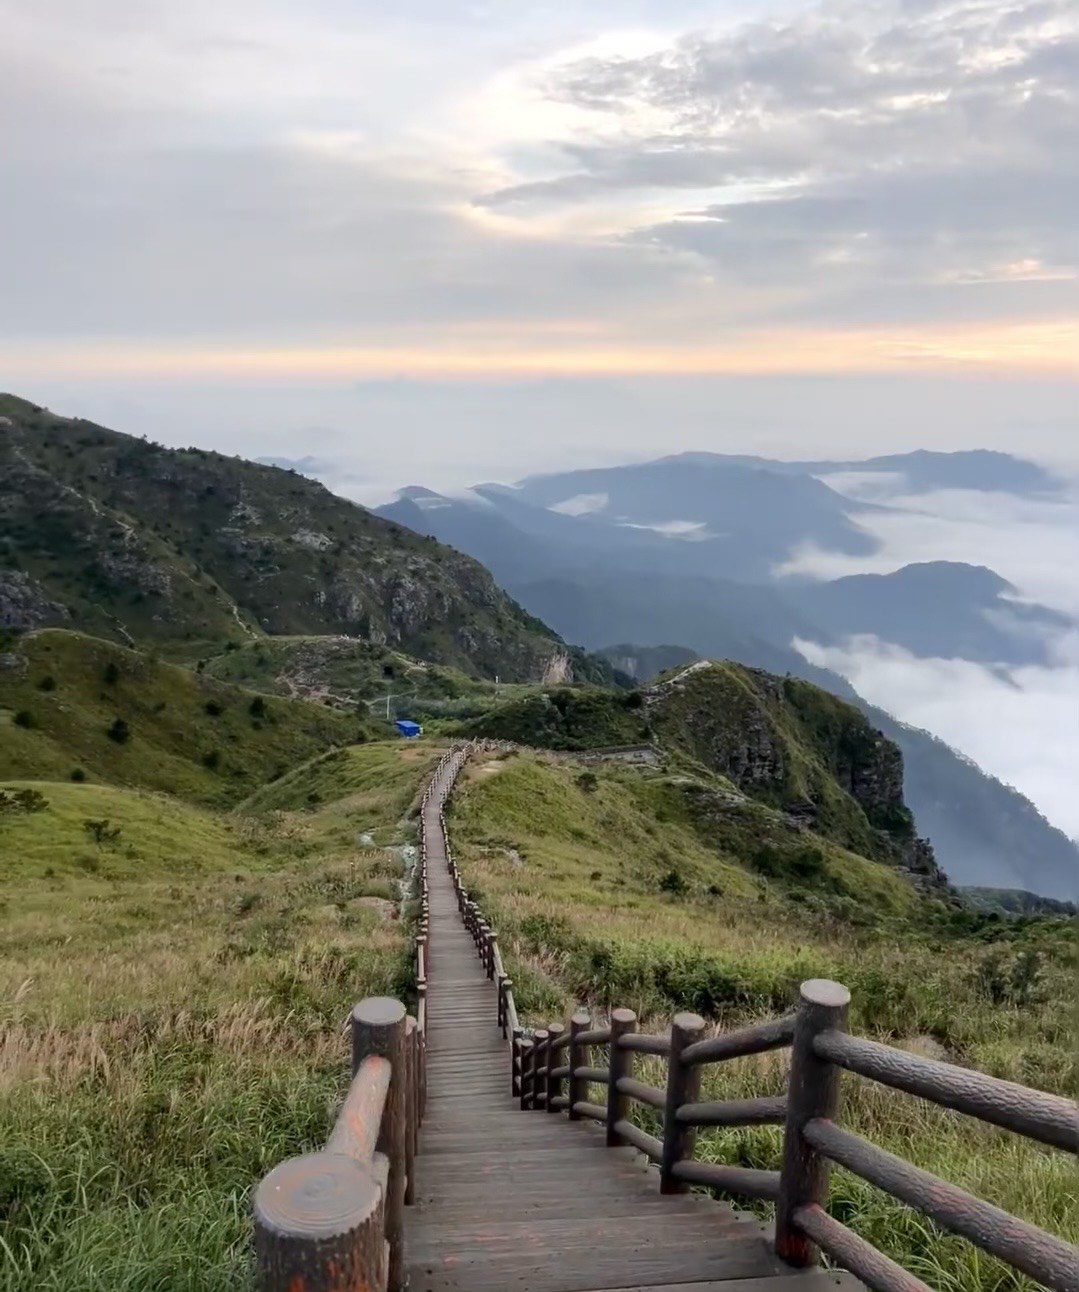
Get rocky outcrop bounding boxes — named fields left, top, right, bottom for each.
left=0, top=571, right=70, bottom=631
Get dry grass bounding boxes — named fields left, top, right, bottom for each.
left=0, top=741, right=439, bottom=1290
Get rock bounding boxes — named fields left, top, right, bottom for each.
left=0, top=571, right=70, bottom=630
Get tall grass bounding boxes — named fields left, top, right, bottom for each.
left=0, top=742, right=442, bottom=1290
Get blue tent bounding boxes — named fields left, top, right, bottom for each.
left=394, top=719, right=422, bottom=738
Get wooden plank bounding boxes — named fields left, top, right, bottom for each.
left=406, top=1233, right=793, bottom=1292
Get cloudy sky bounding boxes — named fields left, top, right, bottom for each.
left=2, top=0, right=1077, bottom=486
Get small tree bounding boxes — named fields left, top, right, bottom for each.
left=576, top=771, right=599, bottom=794
left=202, top=749, right=221, bottom=770
left=248, top=695, right=268, bottom=719
left=106, top=717, right=130, bottom=744
left=13, top=710, right=35, bottom=729
left=103, top=661, right=120, bottom=685
left=37, top=675, right=57, bottom=692
left=204, top=700, right=224, bottom=717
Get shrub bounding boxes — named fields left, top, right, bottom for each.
left=249, top=695, right=268, bottom=719
left=202, top=749, right=221, bottom=770
left=658, top=867, right=688, bottom=896
left=83, top=818, right=122, bottom=846
left=102, top=661, right=120, bottom=685
left=0, top=788, right=49, bottom=815
left=576, top=771, right=599, bottom=794
left=70, top=768, right=87, bottom=783
left=13, top=709, right=35, bottom=728
left=37, top=675, right=57, bottom=692
left=106, top=717, right=130, bottom=744
left=204, top=700, right=224, bottom=717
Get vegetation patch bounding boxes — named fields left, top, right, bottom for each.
left=0, top=740, right=434, bottom=1289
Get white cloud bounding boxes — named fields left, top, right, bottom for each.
left=549, top=491, right=610, bottom=515
left=797, top=633, right=1079, bottom=844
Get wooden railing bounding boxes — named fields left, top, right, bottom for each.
left=252, top=746, right=462, bottom=1292
left=452, top=881, right=1078, bottom=1292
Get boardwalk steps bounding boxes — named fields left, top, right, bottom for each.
left=404, top=751, right=855, bottom=1292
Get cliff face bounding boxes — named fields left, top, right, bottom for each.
left=0, top=394, right=612, bottom=685
left=646, top=662, right=947, bottom=888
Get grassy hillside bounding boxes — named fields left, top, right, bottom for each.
left=449, top=750, right=1075, bottom=1292
left=467, top=662, right=946, bottom=887
left=0, top=740, right=440, bottom=1290
left=0, top=630, right=369, bottom=806
left=199, top=634, right=538, bottom=720
left=0, top=393, right=612, bottom=684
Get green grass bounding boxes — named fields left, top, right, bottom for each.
left=0, top=741, right=436, bottom=1291
left=0, top=630, right=368, bottom=806
left=449, top=751, right=1076, bottom=1292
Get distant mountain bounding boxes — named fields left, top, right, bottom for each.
left=0, top=394, right=613, bottom=685
left=377, top=486, right=1066, bottom=668
left=649, top=450, right=1064, bottom=497
left=599, top=644, right=700, bottom=681
left=784, top=562, right=1070, bottom=665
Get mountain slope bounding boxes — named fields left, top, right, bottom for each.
left=468, top=660, right=947, bottom=892
left=590, top=645, right=1078, bottom=899
left=0, top=394, right=608, bottom=684
left=0, top=628, right=368, bottom=805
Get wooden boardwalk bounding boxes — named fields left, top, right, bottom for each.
left=404, top=758, right=860, bottom=1292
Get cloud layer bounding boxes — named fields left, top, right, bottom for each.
left=2, top=0, right=1076, bottom=387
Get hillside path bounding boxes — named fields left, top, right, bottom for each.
left=403, top=750, right=860, bottom=1292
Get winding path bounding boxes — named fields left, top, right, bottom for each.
left=403, top=752, right=859, bottom=1292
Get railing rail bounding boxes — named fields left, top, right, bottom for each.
left=455, top=849, right=1079, bottom=1292
left=252, top=744, right=465, bottom=1292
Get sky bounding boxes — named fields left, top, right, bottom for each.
left=2, top=0, right=1078, bottom=481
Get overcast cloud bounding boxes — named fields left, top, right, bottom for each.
left=1, top=0, right=1076, bottom=423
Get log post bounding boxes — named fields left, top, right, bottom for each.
left=606, top=1008, right=637, bottom=1147
left=546, top=1022, right=565, bottom=1113
left=520, top=1037, right=535, bottom=1110
left=404, top=1016, right=417, bottom=1206
left=511, top=1026, right=523, bottom=1098
left=351, top=997, right=408, bottom=1291
left=487, top=933, right=499, bottom=982
left=531, top=1029, right=549, bottom=1110
left=567, top=1010, right=591, bottom=1121
left=775, top=979, right=851, bottom=1267
left=254, top=1153, right=384, bottom=1292
left=660, top=1012, right=706, bottom=1193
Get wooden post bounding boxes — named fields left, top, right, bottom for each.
left=775, top=979, right=851, bottom=1267
left=254, top=1153, right=385, bottom=1292
left=606, top=1008, right=637, bottom=1146
left=567, top=1010, right=590, bottom=1120
left=531, top=1029, right=549, bottom=1110
left=488, top=933, right=499, bottom=982
left=511, top=1026, right=523, bottom=1098
left=660, top=1012, right=706, bottom=1193
left=546, top=1022, right=565, bottom=1113
left=498, top=976, right=512, bottom=1037
left=351, top=997, right=408, bottom=1291
left=520, top=1037, right=534, bottom=1110
left=404, top=1017, right=417, bottom=1206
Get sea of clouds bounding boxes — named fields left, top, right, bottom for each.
left=789, top=477, right=1079, bottom=843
